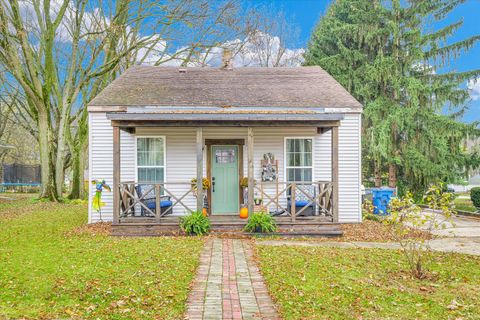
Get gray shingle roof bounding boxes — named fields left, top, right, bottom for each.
left=89, top=65, right=362, bottom=109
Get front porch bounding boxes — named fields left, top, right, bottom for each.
left=109, top=113, right=341, bottom=236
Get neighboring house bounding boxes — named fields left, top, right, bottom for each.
left=87, top=59, right=363, bottom=235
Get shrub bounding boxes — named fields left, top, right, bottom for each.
left=244, top=212, right=277, bottom=233
left=362, top=199, right=382, bottom=222
left=470, top=187, right=480, bottom=209
left=384, top=185, right=455, bottom=279
left=180, top=211, right=210, bottom=236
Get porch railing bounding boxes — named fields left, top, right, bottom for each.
left=117, top=180, right=334, bottom=223
left=118, top=181, right=195, bottom=221
left=253, top=181, right=333, bottom=222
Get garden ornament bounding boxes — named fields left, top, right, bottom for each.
left=91, top=179, right=111, bottom=221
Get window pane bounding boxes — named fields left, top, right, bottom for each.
left=286, top=168, right=312, bottom=182
left=138, top=167, right=164, bottom=184
left=294, top=153, right=300, bottom=166
left=304, top=139, right=312, bottom=153
left=286, top=139, right=293, bottom=152
left=137, top=137, right=164, bottom=166
left=300, top=152, right=312, bottom=166
left=287, top=153, right=293, bottom=166
left=293, top=139, right=300, bottom=152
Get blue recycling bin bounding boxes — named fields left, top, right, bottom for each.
left=371, top=188, right=395, bottom=214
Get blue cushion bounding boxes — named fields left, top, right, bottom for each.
left=144, top=199, right=172, bottom=209
left=288, top=199, right=310, bottom=207
left=160, top=200, right=173, bottom=208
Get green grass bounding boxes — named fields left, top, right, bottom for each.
left=256, top=245, right=480, bottom=320
left=0, top=194, right=203, bottom=319
left=454, top=197, right=477, bottom=213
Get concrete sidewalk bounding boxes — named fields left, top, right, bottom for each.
left=258, top=237, right=480, bottom=255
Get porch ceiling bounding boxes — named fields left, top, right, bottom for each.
left=107, top=112, right=344, bottom=127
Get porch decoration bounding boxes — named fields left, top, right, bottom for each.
left=191, top=177, right=210, bottom=213
left=261, top=153, right=277, bottom=182
left=239, top=206, right=249, bottom=219
left=240, top=177, right=256, bottom=205
left=91, top=179, right=111, bottom=221
left=190, top=177, right=211, bottom=192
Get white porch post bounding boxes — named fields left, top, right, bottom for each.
left=331, top=126, right=339, bottom=222
left=247, top=127, right=254, bottom=215
left=112, top=126, right=120, bottom=224
left=196, top=127, right=203, bottom=212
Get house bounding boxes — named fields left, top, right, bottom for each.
left=87, top=59, right=363, bottom=235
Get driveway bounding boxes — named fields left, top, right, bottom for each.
left=422, top=210, right=480, bottom=237
left=259, top=213, right=480, bottom=256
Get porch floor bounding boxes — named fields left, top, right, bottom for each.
left=112, top=215, right=342, bottom=237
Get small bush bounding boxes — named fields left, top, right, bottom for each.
left=362, top=199, right=382, bottom=222
left=470, top=187, right=480, bottom=209
left=180, top=211, right=210, bottom=236
left=244, top=212, right=277, bottom=233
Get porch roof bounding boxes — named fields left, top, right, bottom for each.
left=107, top=111, right=344, bottom=127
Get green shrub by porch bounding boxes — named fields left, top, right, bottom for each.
left=244, top=212, right=277, bottom=233
left=470, top=187, right=480, bottom=210
left=180, top=211, right=211, bottom=235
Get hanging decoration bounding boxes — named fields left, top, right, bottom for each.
left=261, top=153, right=277, bottom=182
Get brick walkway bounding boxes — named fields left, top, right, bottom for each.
left=186, top=239, right=279, bottom=320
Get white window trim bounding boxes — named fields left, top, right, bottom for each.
left=283, top=137, right=315, bottom=183
left=135, top=135, right=166, bottom=184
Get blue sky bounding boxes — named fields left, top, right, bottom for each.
left=242, top=0, right=480, bottom=123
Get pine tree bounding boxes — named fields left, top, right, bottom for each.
left=305, top=0, right=480, bottom=194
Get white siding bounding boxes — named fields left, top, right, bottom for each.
left=88, top=113, right=362, bottom=223
left=338, top=114, right=362, bottom=223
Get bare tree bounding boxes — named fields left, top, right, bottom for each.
left=231, top=7, right=303, bottom=67
left=0, top=0, right=253, bottom=200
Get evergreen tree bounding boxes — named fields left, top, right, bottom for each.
left=305, top=0, right=480, bottom=194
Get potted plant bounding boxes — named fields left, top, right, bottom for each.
left=244, top=211, right=277, bottom=233
left=180, top=211, right=211, bottom=235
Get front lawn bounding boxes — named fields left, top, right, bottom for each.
left=454, top=197, right=477, bottom=213
left=0, top=195, right=203, bottom=319
left=256, top=245, right=480, bottom=320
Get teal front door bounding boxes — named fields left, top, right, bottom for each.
left=211, top=145, right=239, bottom=214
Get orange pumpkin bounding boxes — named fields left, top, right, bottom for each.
left=239, top=207, right=248, bottom=219
left=202, top=207, right=208, bottom=217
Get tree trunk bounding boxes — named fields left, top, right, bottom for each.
left=38, top=111, right=58, bottom=200
left=374, top=162, right=382, bottom=187
left=68, top=148, right=81, bottom=199
left=55, top=113, right=68, bottom=197
left=388, top=164, right=397, bottom=188
left=68, top=142, right=88, bottom=199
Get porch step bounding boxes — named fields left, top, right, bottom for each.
left=112, top=222, right=342, bottom=237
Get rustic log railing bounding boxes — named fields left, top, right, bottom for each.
left=253, top=181, right=334, bottom=222
left=118, top=181, right=195, bottom=221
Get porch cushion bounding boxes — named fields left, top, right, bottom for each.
left=144, top=199, right=173, bottom=209
left=287, top=199, right=311, bottom=207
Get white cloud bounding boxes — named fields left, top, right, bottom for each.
left=467, top=79, right=480, bottom=101
left=139, top=31, right=304, bottom=68
left=16, top=2, right=304, bottom=69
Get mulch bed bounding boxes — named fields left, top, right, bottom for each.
left=339, top=220, right=433, bottom=242
left=67, top=220, right=433, bottom=242
left=66, top=222, right=112, bottom=237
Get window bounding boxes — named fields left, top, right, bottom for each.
left=215, top=148, right=235, bottom=164
left=285, top=138, right=313, bottom=182
left=137, top=137, right=165, bottom=184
